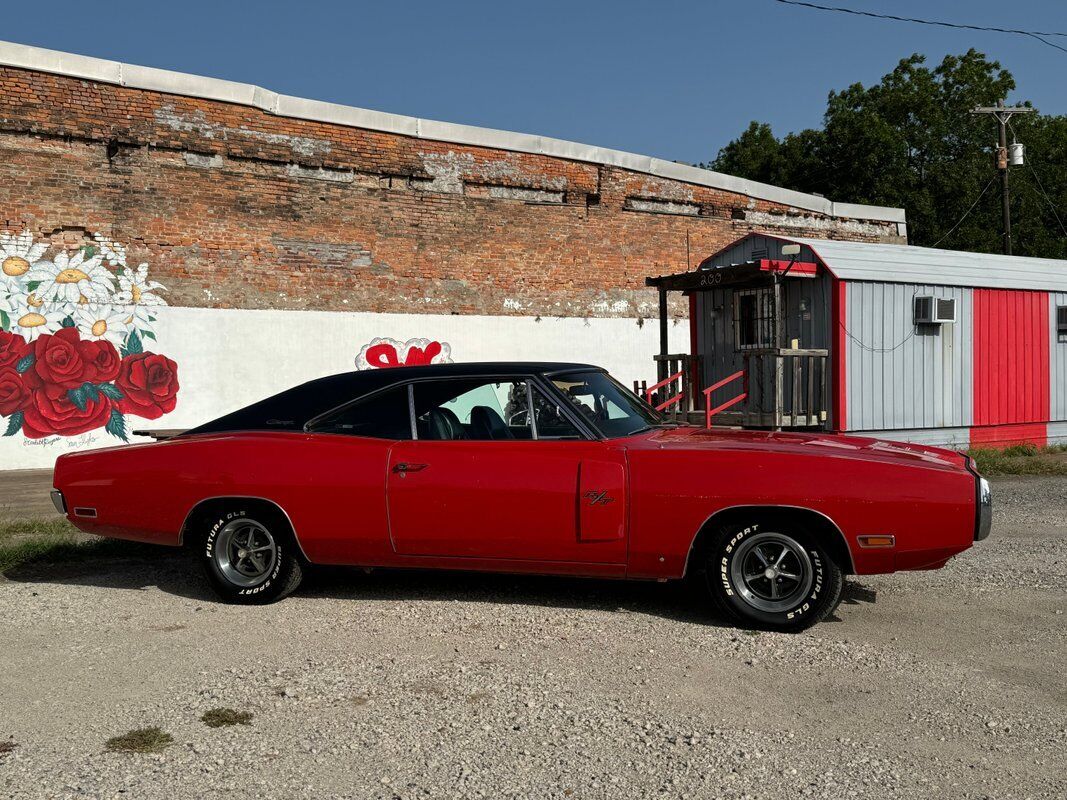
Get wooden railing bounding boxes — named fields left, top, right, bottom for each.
left=638, top=349, right=827, bottom=429
left=633, top=354, right=701, bottom=421
left=740, top=348, right=828, bottom=429
left=703, top=370, right=747, bottom=428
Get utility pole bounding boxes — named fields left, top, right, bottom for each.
left=972, top=100, right=1035, bottom=255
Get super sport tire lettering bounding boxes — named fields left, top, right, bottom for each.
left=700, top=518, right=843, bottom=633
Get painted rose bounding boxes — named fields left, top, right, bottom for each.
left=0, top=330, right=29, bottom=370
left=0, top=366, right=30, bottom=416
left=21, top=383, right=113, bottom=438
left=78, top=338, right=121, bottom=383
left=116, top=352, right=179, bottom=419
left=30, top=327, right=90, bottom=389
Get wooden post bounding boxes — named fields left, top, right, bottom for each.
left=657, top=288, right=669, bottom=382
left=773, top=279, right=784, bottom=431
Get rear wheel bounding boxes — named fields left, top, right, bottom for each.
left=701, top=521, right=843, bottom=632
left=196, top=506, right=303, bottom=604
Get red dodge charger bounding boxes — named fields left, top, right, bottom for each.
left=51, top=362, right=991, bottom=631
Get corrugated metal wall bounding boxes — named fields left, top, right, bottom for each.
left=972, top=289, right=1049, bottom=426
left=1052, top=293, right=1067, bottom=421
left=844, top=282, right=973, bottom=431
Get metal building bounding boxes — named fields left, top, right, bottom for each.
left=645, top=232, right=1067, bottom=448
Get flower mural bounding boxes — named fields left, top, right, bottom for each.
left=0, top=230, right=179, bottom=441
left=355, top=337, right=453, bottom=370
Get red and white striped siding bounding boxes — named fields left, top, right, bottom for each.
left=841, top=284, right=1066, bottom=449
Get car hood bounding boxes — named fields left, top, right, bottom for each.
left=636, top=426, right=971, bottom=470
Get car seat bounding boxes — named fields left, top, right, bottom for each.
left=470, top=405, right=515, bottom=440
left=426, top=407, right=467, bottom=440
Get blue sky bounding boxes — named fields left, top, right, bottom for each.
left=4, top=1, right=1065, bottom=165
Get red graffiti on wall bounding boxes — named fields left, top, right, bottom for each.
left=355, top=337, right=453, bottom=370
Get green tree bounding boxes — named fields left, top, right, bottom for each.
left=710, top=50, right=1067, bottom=257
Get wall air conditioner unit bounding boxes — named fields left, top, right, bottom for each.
left=914, top=296, right=956, bottom=324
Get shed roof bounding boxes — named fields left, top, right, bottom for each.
left=781, top=235, right=1067, bottom=292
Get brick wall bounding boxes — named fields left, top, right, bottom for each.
left=0, top=64, right=903, bottom=321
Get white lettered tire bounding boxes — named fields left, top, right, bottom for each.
left=198, top=506, right=303, bottom=604
left=703, top=521, right=843, bottom=632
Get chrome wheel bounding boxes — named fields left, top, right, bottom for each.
left=214, top=519, right=278, bottom=588
left=730, top=532, right=814, bottom=613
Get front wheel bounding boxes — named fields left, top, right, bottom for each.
left=196, top=507, right=304, bottom=604
left=701, top=522, right=843, bottom=632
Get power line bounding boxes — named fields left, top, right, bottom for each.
left=930, top=175, right=997, bottom=248
left=1022, top=163, right=1067, bottom=240
left=771, top=0, right=1067, bottom=55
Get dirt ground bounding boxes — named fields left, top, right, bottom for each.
left=0, top=473, right=1064, bottom=799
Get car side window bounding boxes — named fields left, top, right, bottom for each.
left=306, top=385, right=413, bottom=439
left=530, top=386, right=582, bottom=440
left=413, top=378, right=533, bottom=441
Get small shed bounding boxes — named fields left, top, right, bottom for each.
left=646, top=232, right=1067, bottom=448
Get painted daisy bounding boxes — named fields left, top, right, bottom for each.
left=26, top=249, right=115, bottom=305
left=74, top=304, right=132, bottom=347
left=113, top=263, right=167, bottom=328
left=93, top=233, right=128, bottom=269
left=9, top=304, right=66, bottom=341
left=0, top=230, right=48, bottom=293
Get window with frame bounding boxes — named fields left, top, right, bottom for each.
left=1058, top=306, right=1067, bottom=343
left=530, top=386, right=583, bottom=440
left=305, top=384, right=413, bottom=439
left=550, top=371, right=659, bottom=438
left=412, top=378, right=535, bottom=441
left=734, top=287, right=775, bottom=350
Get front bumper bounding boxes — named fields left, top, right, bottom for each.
left=50, top=489, right=66, bottom=515
left=975, top=476, right=992, bottom=541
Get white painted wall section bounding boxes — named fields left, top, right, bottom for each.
left=0, top=307, right=687, bottom=471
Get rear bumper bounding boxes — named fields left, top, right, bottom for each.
left=50, top=489, right=66, bottom=515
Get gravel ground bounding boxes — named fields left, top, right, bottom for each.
left=1, top=476, right=1065, bottom=799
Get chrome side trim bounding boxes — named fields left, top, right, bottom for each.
left=682, top=504, right=855, bottom=577
left=178, top=495, right=312, bottom=563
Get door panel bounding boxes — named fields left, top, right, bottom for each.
left=387, top=440, right=627, bottom=563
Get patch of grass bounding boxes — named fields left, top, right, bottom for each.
left=0, top=518, right=80, bottom=573
left=0, top=518, right=146, bottom=574
left=967, top=446, right=1067, bottom=477
left=201, top=708, right=253, bottom=728
left=104, top=727, right=173, bottom=754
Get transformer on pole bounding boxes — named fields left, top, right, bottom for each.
left=971, top=100, right=1036, bottom=255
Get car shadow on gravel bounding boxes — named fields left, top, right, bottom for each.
left=302, top=565, right=736, bottom=627
left=2, top=543, right=736, bottom=627
left=1, top=542, right=218, bottom=603
left=3, top=544, right=876, bottom=629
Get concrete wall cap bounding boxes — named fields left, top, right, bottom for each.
left=0, top=38, right=905, bottom=224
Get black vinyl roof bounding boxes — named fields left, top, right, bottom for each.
left=182, top=362, right=599, bottom=436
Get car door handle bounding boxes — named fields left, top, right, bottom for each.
left=392, top=462, right=429, bottom=474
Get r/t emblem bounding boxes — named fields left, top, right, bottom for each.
left=584, top=490, right=615, bottom=506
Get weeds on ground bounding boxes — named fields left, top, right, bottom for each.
left=104, top=727, right=173, bottom=754
left=967, top=445, right=1067, bottom=477
left=201, top=708, right=253, bottom=728
left=0, top=518, right=80, bottom=572
left=0, top=518, right=145, bottom=573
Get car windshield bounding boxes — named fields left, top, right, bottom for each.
left=550, top=371, right=662, bottom=438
